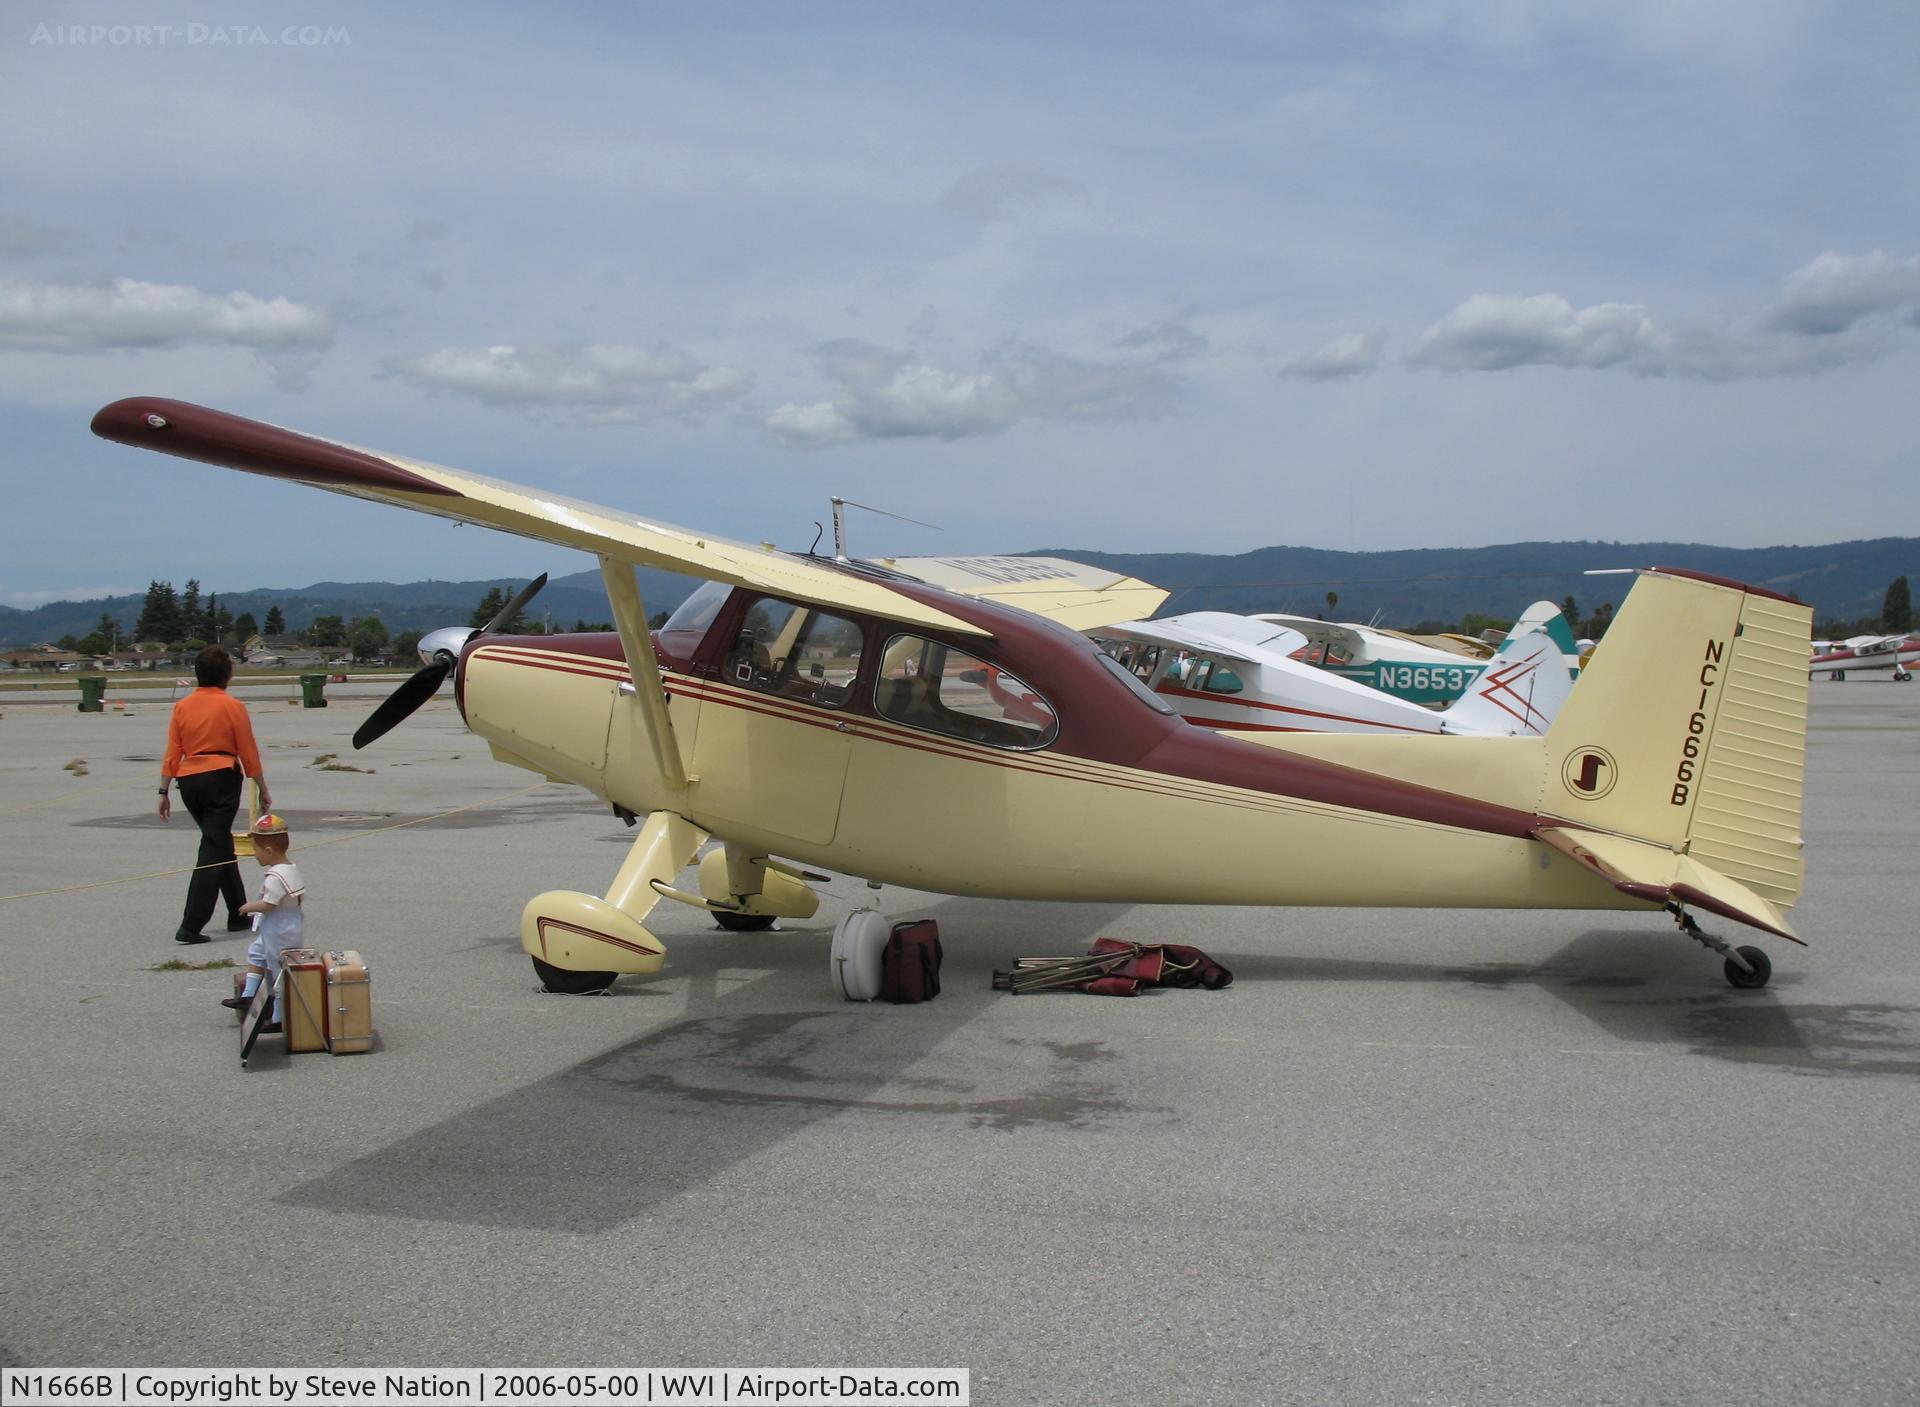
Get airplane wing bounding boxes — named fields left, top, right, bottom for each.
left=1100, top=611, right=1310, bottom=664
left=883, top=555, right=1168, bottom=631
left=1534, top=826, right=1802, bottom=942
left=1249, top=613, right=1370, bottom=662
left=90, top=397, right=988, bottom=639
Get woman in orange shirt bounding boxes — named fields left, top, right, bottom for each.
left=157, top=645, right=272, bottom=944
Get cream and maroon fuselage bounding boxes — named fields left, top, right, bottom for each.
left=458, top=576, right=1621, bottom=915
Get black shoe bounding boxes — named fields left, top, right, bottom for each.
left=220, top=994, right=253, bottom=1010
left=226, top=915, right=252, bottom=932
left=260, top=1021, right=282, bottom=1034
left=174, top=929, right=211, bottom=945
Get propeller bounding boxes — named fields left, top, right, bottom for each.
left=352, top=573, right=547, bottom=750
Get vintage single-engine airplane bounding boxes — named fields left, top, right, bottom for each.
left=1094, top=611, right=1574, bottom=737
left=1809, top=634, right=1916, bottom=681
left=93, top=398, right=1813, bottom=990
left=1247, top=604, right=1582, bottom=706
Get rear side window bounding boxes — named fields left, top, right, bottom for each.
left=875, top=635, right=1059, bottom=749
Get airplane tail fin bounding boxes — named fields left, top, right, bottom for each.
left=1439, top=622, right=1574, bottom=736
left=1538, top=570, right=1812, bottom=935
left=1511, top=599, right=1582, bottom=676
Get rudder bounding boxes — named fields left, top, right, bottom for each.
left=1541, top=570, right=1810, bottom=913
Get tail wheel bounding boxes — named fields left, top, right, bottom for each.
left=714, top=911, right=777, bottom=932
left=1724, top=945, right=1772, bottom=990
left=532, top=956, right=617, bottom=994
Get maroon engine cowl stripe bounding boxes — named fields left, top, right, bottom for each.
left=91, top=398, right=459, bottom=498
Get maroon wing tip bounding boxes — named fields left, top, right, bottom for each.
left=88, top=397, right=458, bottom=498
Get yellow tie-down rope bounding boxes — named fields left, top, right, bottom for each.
left=0, top=780, right=557, bottom=903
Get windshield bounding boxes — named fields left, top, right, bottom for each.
left=660, top=580, right=729, bottom=635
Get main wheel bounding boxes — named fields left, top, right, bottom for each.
left=531, top=956, right=617, bottom=994
left=714, top=911, right=777, bottom=932
left=1724, top=945, right=1772, bottom=989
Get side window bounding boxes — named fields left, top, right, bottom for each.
left=723, top=598, right=864, bottom=708
left=875, top=635, right=1059, bottom=750
left=1203, top=660, right=1244, bottom=694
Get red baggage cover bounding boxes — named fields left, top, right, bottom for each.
left=882, top=920, right=942, bottom=1003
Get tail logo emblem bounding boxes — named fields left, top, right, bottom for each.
left=1563, top=747, right=1618, bottom=799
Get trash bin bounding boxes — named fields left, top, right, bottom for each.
left=299, top=673, right=329, bottom=708
left=77, top=675, right=106, bottom=713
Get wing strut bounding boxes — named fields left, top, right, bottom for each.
left=600, top=555, right=686, bottom=793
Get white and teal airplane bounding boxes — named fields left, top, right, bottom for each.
left=1249, top=602, right=1582, bottom=707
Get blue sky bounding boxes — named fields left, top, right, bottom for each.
left=2, top=1, right=1916, bottom=606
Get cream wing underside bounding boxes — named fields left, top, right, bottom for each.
left=91, top=397, right=989, bottom=638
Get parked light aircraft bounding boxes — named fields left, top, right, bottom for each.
left=1251, top=604, right=1581, bottom=706
left=1809, top=635, right=1916, bottom=681
left=94, top=398, right=1812, bottom=990
left=1095, top=612, right=1573, bottom=737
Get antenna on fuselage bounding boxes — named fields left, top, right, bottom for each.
left=828, top=495, right=942, bottom=563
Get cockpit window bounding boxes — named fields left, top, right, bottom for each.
left=875, top=635, right=1059, bottom=749
left=723, top=597, right=865, bottom=708
left=1200, top=660, right=1244, bottom=694
left=661, top=580, right=729, bottom=635
left=1098, top=653, right=1175, bottom=714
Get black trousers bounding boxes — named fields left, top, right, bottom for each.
left=177, top=767, right=246, bottom=936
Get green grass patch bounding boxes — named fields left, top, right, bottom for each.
left=151, top=957, right=237, bottom=972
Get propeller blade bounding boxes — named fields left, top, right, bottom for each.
left=481, top=572, right=548, bottom=635
left=352, top=659, right=451, bottom=750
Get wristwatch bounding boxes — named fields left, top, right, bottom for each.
left=158, top=786, right=168, bottom=795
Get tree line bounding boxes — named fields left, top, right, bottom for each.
left=58, top=579, right=417, bottom=664
left=60, top=572, right=1916, bottom=663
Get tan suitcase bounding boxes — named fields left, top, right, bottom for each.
left=281, top=949, right=328, bottom=1054
left=324, top=949, right=373, bottom=1054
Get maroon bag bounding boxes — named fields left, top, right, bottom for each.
left=881, top=920, right=943, bottom=1004
left=1090, top=936, right=1233, bottom=990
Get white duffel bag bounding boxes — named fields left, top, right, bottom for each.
left=831, top=909, right=890, bottom=1001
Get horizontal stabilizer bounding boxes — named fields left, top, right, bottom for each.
left=1535, top=826, right=1803, bottom=944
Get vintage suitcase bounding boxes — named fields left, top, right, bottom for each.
left=323, top=949, right=374, bottom=1054
left=830, top=910, right=889, bottom=1001
left=281, top=948, right=328, bottom=1053
left=881, top=920, right=942, bottom=1004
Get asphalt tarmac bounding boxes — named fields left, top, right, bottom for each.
left=1, top=681, right=1915, bottom=1405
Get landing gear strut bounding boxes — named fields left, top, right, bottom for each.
left=1670, top=903, right=1772, bottom=989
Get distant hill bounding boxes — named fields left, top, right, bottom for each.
left=4, top=539, right=1913, bottom=647
left=0, top=565, right=704, bottom=648
left=1018, top=538, right=1920, bottom=628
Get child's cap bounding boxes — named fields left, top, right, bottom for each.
left=251, top=813, right=289, bottom=837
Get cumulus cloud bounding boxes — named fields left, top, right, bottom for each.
left=1409, top=294, right=1664, bottom=372
left=0, top=276, right=333, bottom=354
left=386, top=342, right=751, bottom=425
left=1765, top=251, right=1920, bottom=335
left=764, top=337, right=1179, bottom=446
left=1408, top=252, right=1920, bottom=380
left=939, top=163, right=1090, bottom=221
left=1284, top=328, right=1388, bottom=381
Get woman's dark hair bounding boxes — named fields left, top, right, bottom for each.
left=194, top=644, right=234, bottom=688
